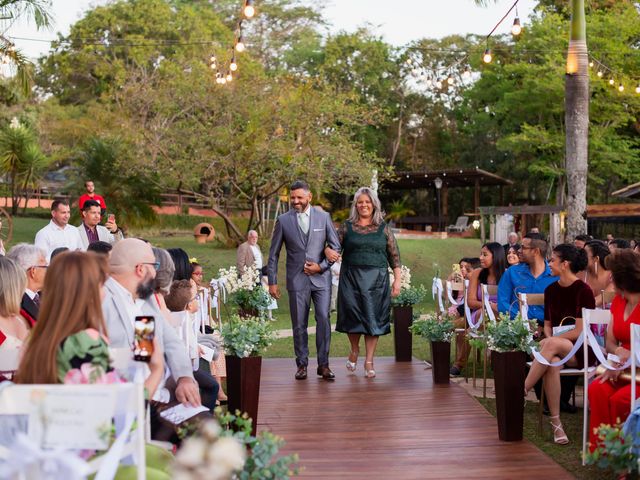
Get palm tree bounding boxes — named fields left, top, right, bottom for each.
left=0, top=1, right=53, bottom=95
left=474, top=0, right=588, bottom=239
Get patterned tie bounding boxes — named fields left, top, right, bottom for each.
left=33, top=292, right=40, bottom=307
left=298, top=212, right=309, bottom=235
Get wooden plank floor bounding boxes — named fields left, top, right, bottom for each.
left=257, top=357, right=574, bottom=479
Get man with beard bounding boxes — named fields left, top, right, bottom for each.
left=267, top=180, right=341, bottom=381
left=102, top=238, right=201, bottom=408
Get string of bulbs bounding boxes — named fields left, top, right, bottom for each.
left=589, top=57, right=640, bottom=94
left=212, top=0, right=255, bottom=85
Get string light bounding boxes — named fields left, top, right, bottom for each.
left=618, top=83, right=624, bottom=92
left=230, top=54, right=238, bottom=71
left=588, top=61, right=594, bottom=68
left=483, top=48, right=493, bottom=64
left=609, top=78, right=615, bottom=86
left=597, top=70, right=603, bottom=77
left=447, top=76, right=454, bottom=85
left=511, top=17, right=522, bottom=36
left=226, top=72, right=233, bottom=82
left=636, top=85, right=640, bottom=94
left=235, top=36, right=245, bottom=52
left=243, top=0, right=255, bottom=19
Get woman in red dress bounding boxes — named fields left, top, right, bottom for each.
left=588, top=249, right=640, bottom=450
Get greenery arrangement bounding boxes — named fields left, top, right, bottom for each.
left=220, top=315, right=275, bottom=358
left=584, top=423, right=638, bottom=479
left=390, top=266, right=427, bottom=307
left=482, top=313, right=536, bottom=354
left=410, top=313, right=455, bottom=342
left=218, top=265, right=273, bottom=315
left=173, top=410, right=299, bottom=480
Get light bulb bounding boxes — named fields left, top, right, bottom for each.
left=636, top=85, right=640, bottom=94
left=618, top=84, right=624, bottom=92
left=435, top=80, right=443, bottom=89
left=447, top=76, right=454, bottom=85
left=243, top=1, right=255, bottom=18
left=230, top=61, right=238, bottom=72
left=597, top=71, right=603, bottom=78
left=462, top=68, right=471, bottom=79
left=588, top=61, right=594, bottom=68
left=220, top=76, right=227, bottom=84
left=609, top=78, right=615, bottom=86
left=226, top=73, right=233, bottom=82
left=210, top=63, right=216, bottom=70
left=235, top=41, right=245, bottom=52
left=511, top=18, right=522, bottom=36
left=210, top=56, right=216, bottom=63
left=483, top=48, right=492, bottom=64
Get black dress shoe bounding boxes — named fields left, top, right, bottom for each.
left=295, top=366, right=307, bottom=380
left=317, top=366, right=335, bottom=380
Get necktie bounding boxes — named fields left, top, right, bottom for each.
left=298, top=212, right=309, bottom=235
left=33, top=292, right=40, bottom=307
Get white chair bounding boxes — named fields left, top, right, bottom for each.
left=581, top=307, right=613, bottom=465
left=446, top=216, right=469, bottom=233
left=432, top=277, right=445, bottom=315
left=0, top=382, right=146, bottom=480
left=630, top=323, right=640, bottom=411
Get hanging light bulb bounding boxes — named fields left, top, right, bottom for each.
left=483, top=48, right=493, bottom=64
left=235, top=37, right=245, bottom=52
left=618, top=83, right=624, bottom=92
left=220, top=76, right=227, bottom=84
left=210, top=55, right=217, bottom=64
left=435, top=80, right=443, bottom=89
left=511, top=18, right=522, bottom=36
left=243, top=0, right=255, bottom=18
left=447, top=76, right=454, bottom=85
left=210, top=63, right=217, bottom=70
left=609, top=78, right=615, bottom=86
left=597, top=70, right=603, bottom=78
left=588, top=61, right=594, bottom=68
left=636, top=85, right=640, bottom=94
left=462, top=67, right=471, bottom=79
left=230, top=56, right=238, bottom=72
left=226, top=72, right=233, bottom=82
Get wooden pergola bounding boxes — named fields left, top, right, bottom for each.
left=381, top=168, right=514, bottom=220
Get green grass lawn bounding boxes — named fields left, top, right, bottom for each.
left=9, top=214, right=481, bottom=332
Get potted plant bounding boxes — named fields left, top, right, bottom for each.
left=174, top=411, right=299, bottom=480
left=410, top=313, right=454, bottom=384
left=218, top=265, right=273, bottom=318
left=390, top=266, right=427, bottom=362
left=221, top=314, right=275, bottom=436
left=482, top=313, right=535, bottom=441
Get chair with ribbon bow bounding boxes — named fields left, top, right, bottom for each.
left=0, top=382, right=147, bottom=480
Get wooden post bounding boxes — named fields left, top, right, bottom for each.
left=474, top=179, right=480, bottom=213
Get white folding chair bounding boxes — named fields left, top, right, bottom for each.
left=581, top=307, right=613, bottom=465
left=432, top=277, right=445, bottom=315
left=630, top=324, right=640, bottom=411
left=0, top=382, right=146, bottom=479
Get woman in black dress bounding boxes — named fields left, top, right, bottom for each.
left=331, top=187, right=401, bottom=378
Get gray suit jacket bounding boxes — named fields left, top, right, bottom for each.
left=236, top=241, right=257, bottom=274
left=102, top=277, right=194, bottom=381
left=77, top=224, right=124, bottom=250
left=267, top=207, right=340, bottom=291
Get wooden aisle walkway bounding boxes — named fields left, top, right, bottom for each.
left=257, top=357, right=573, bottom=479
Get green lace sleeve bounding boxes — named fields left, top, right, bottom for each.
left=56, top=330, right=112, bottom=383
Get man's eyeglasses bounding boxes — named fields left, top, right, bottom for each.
left=139, top=262, right=160, bottom=270
left=31, top=265, right=48, bottom=269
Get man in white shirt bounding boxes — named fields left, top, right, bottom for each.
left=34, top=200, right=83, bottom=260
left=236, top=230, right=263, bottom=274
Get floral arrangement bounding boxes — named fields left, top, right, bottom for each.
left=220, top=315, right=275, bottom=358
left=389, top=265, right=427, bottom=307
left=483, top=313, right=536, bottom=353
left=218, top=264, right=272, bottom=314
left=584, top=423, right=638, bottom=478
left=410, top=313, right=455, bottom=343
left=63, top=363, right=123, bottom=385
left=174, top=410, right=299, bottom=480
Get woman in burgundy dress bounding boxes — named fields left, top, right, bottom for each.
left=524, top=244, right=595, bottom=445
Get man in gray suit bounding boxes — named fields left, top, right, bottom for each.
left=268, top=180, right=341, bottom=380
left=103, top=238, right=201, bottom=406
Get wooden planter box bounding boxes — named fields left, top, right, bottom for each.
left=491, top=350, right=527, bottom=441
left=430, top=341, right=451, bottom=385
left=393, top=306, right=413, bottom=362
left=225, top=355, right=262, bottom=436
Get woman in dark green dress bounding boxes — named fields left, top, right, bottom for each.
left=333, top=187, right=401, bottom=378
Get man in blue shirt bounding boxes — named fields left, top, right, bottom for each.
left=498, top=232, right=558, bottom=325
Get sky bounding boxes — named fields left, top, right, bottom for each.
left=4, top=0, right=538, bottom=60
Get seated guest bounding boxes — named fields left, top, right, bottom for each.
left=573, top=234, right=592, bottom=249
left=498, top=232, right=558, bottom=325
left=167, top=248, right=193, bottom=281
left=609, top=238, right=630, bottom=252
left=165, top=279, right=220, bottom=411
left=87, top=240, right=113, bottom=257
left=503, top=231, right=519, bottom=253
left=102, top=238, right=200, bottom=408
left=34, top=199, right=83, bottom=260
left=190, top=261, right=204, bottom=288
left=584, top=240, right=614, bottom=308
left=0, top=257, right=30, bottom=379
left=524, top=244, right=595, bottom=445
left=77, top=200, right=123, bottom=249
left=50, top=246, right=69, bottom=261
left=450, top=243, right=505, bottom=377
left=7, top=244, right=47, bottom=325
left=446, top=257, right=473, bottom=316
left=506, top=244, right=520, bottom=267
left=588, top=249, right=640, bottom=451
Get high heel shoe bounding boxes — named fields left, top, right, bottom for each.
left=549, top=415, right=569, bottom=445
left=364, top=361, right=376, bottom=378
left=346, top=350, right=358, bottom=372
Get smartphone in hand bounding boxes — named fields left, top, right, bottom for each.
left=107, top=213, right=116, bottom=223
left=133, top=316, right=155, bottom=362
